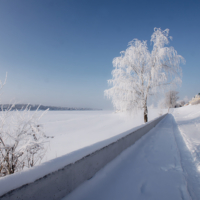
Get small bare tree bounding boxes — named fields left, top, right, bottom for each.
left=165, top=90, right=179, bottom=111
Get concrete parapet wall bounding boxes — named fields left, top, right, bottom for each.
left=0, top=114, right=167, bottom=200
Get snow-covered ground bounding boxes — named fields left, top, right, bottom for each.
left=42, top=109, right=165, bottom=163
left=0, top=108, right=167, bottom=197
left=2, top=105, right=200, bottom=199
left=61, top=105, right=200, bottom=200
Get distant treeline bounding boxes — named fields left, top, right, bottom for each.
left=0, top=104, right=101, bottom=111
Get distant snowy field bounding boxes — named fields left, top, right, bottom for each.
left=41, top=109, right=166, bottom=163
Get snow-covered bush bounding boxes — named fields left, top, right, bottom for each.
left=177, top=100, right=185, bottom=107
left=105, top=28, right=184, bottom=122
left=0, top=104, right=49, bottom=177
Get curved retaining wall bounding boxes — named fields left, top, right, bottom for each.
left=0, top=114, right=167, bottom=200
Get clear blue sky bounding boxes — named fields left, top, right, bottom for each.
left=0, top=0, right=199, bottom=109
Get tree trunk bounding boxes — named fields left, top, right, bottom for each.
left=144, top=104, right=148, bottom=123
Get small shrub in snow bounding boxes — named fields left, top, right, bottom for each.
left=177, top=100, right=185, bottom=107
left=0, top=105, right=49, bottom=177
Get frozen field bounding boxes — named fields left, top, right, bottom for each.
left=41, top=109, right=165, bottom=162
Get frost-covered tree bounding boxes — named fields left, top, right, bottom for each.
left=165, top=90, right=179, bottom=111
left=105, top=28, right=184, bottom=122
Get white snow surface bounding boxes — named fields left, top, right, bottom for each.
left=62, top=105, right=200, bottom=200
left=0, top=109, right=165, bottom=196
left=42, top=110, right=164, bottom=162
left=2, top=105, right=200, bottom=199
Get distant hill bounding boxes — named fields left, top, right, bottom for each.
left=0, top=104, right=101, bottom=111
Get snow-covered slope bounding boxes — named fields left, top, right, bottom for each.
left=42, top=109, right=165, bottom=163
left=173, top=105, right=200, bottom=173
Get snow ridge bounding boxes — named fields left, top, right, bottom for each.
left=171, top=114, right=192, bottom=200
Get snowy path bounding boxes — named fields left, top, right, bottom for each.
left=62, top=114, right=200, bottom=200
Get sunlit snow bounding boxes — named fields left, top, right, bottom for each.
left=41, top=109, right=164, bottom=163
left=1, top=105, right=200, bottom=200
left=62, top=105, right=200, bottom=200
